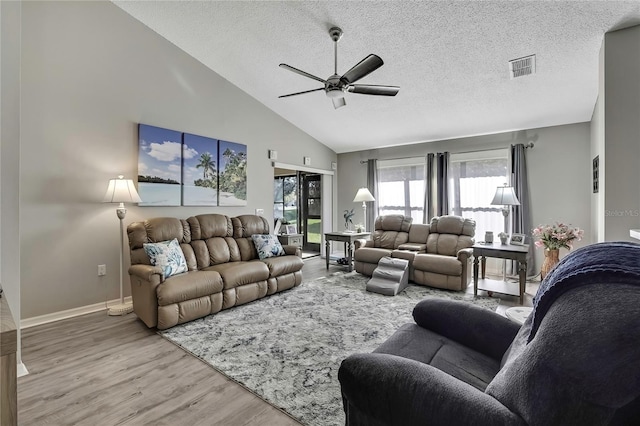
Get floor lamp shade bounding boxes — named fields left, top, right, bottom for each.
left=103, top=175, right=142, bottom=205
left=103, top=176, right=141, bottom=316
left=353, top=188, right=375, bottom=232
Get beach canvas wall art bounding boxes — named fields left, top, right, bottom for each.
left=182, top=133, right=218, bottom=206
left=138, top=124, right=182, bottom=206
left=218, top=140, right=247, bottom=206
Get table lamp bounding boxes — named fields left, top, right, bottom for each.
left=353, top=188, right=375, bottom=232
left=491, top=184, right=520, bottom=235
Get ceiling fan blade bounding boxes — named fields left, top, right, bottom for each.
left=332, top=97, right=346, bottom=109
left=347, top=84, right=400, bottom=96
left=341, top=54, right=384, bottom=84
left=279, top=64, right=326, bottom=84
left=279, top=87, right=324, bottom=98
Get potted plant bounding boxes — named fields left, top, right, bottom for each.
left=343, top=209, right=355, bottom=232
left=498, top=232, right=508, bottom=244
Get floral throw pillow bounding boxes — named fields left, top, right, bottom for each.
left=143, top=238, right=188, bottom=278
left=251, top=234, right=285, bottom=260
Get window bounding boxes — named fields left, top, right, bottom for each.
left=273, top=175, right=297, bottom=231
left=449, top=149, right=509, bottom=240
left=377, top=157, right=426, bottom=223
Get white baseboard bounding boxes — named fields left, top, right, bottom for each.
left=21, top=296, right=133, bottom=329
left=17, top=362, right=29, bottom=378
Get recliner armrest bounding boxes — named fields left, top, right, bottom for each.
left=339, top=353, right=525, bottom=426
left=282, top=245, right=302, bottom=257
left=129, top=264, right=164, bottom=282
left=398, top=243, right=427, bottom=252
left=457, top=247, right=473, bottom=262
left=354, top=239, right=373, bottom=250
left=413, top=299, right=521, bottom=360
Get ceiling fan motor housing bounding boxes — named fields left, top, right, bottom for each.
left=325, top=74, right=345, bottom=98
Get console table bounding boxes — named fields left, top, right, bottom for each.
left=0, top=293, right=17, bottom=426
left=472, top=242, right=529, bottom=305
left=325, top=232, right=370, bottom=272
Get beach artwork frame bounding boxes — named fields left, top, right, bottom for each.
left=138, top=124, right=182, bottom=206
left=218, top=140, right=247, bottom=206
left=182, top=133, right=218, bottom=206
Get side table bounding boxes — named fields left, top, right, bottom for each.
left=325, top=232, right=370, bottom=272
left=472, top=242, right=529, bottom=305
left=277, top=233, right=303, bottom=249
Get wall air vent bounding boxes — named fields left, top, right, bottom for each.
left=509, top=55, right=536, bottom=79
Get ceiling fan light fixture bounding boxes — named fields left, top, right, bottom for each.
left=326, top=88, right=344, bottom=98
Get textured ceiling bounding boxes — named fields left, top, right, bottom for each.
left=113, top=1, right=640, bottom=153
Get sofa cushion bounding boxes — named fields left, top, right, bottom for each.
left=205, top=261, right=270, bottom=289
left=261, top=255, right=304, bottom=277
left=374, top=323, right=500, bottom=391
left=143, top=238, right=188, bottom=278
left=397, top=243, right=427, bottom=252
left=251, top=234, right=285, bottom=259
left=427, top=233, right=474, bottom=257
left=156, top=270, right=224, bottom=306
left=413, top=253, right=462, bottom=276
left=354, top=247, right=393, bottom=263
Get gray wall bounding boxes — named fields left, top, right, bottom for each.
left=337, top=122, right=592, bottom=269
left=590, top=44, right=605, bottom=242
left=19, top=1, right=336, bottom=319
left=593, top=25, right=640, bottom=241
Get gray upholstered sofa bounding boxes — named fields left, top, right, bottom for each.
left=339, top=242, right=640, bottom=425
left=127, top=214, right=303, bottom=329
left=354, top=215, right=475, bottom=291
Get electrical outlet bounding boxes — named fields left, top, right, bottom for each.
left=255, top=208, right=265, bottom=216
left=98, top=264, right=106, bottom=276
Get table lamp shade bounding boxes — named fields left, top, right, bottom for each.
left=103, top=175, right=141, bottom=204
left=353, top=187, right=375, bottom=203
left=491, top=185, right=520, bottom=206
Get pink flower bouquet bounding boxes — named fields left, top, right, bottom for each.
left=532, top=222, right=584, bottom=250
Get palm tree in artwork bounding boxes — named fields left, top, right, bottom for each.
left=196, top=152, right=216, bottom=180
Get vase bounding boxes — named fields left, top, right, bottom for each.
left=540, top=249, right=560, bottom=280
left=500, top=236, right=508, bottom=245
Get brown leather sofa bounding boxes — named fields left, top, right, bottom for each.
left=354, top=215, right=475, bottom=291
left=354, top=215, right=430, bottom=281
left=412, top=215, right=475, bottom=291
left=127, top=214, right=304, bottom=329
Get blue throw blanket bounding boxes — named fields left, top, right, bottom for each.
left=528, top=241, right=640, bottom=342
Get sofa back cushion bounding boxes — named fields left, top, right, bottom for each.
left=372, top=215, right=413, bottom=249
left=128, top=217, right=191, bottom=266
left=408, top=223, right=430, bottom=244
left=232, top=215, right=270, bottom=261
left=426, top=216, right=475, bottom=256
left=187, top=214, right=237, bottom=269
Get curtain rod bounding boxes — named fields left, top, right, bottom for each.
left=358, top=142, right=534, bottom=164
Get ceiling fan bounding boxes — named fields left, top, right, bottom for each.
left=279, top=27, right=399, bottom=109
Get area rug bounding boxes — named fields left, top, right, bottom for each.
left=159, top=272, right=500, bottom=426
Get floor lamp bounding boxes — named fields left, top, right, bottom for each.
left=353, top=188, right=375, bottom=232
left=491, top=184, right=520, bottom=280
left=103, top=175, right=142, bottom=316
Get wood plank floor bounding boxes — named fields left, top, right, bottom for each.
left=18, top=256, right=536, bottom=425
